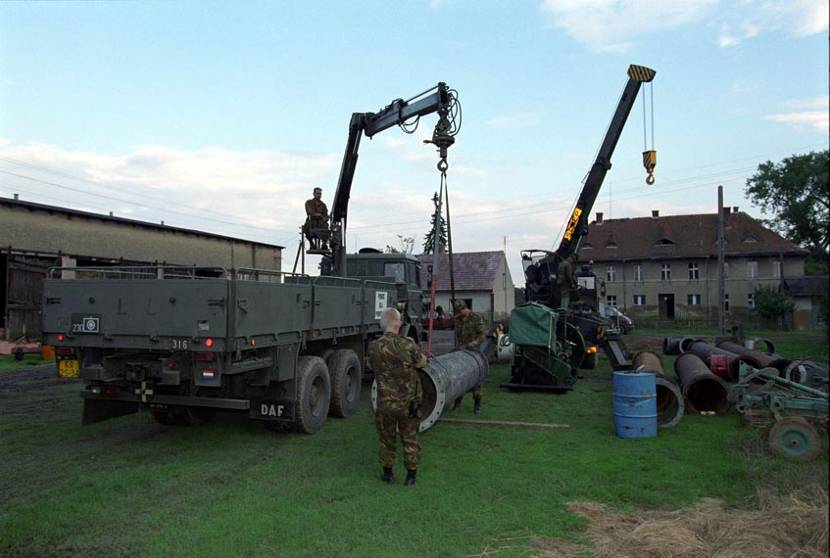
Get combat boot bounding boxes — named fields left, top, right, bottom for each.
left=474, top=398, right=482, bottom=415
left=381, top=467, right=395, bottom=484
left=404, top=469, right=417, bottom=486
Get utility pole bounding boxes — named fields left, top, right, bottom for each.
left=717, top=185, right=725, bottom=335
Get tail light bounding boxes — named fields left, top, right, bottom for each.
left=56, top=334, right=65, bottom=342
left=204, top=338, right=214, bottom=348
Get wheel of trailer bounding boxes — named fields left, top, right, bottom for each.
left=295, top=356, right=331, bottom=434
left=326, top=349, right=362, bottom=418
left=767, top=417, right=822, bottom=461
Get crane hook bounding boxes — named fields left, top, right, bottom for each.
left=642, top=150, right=657, bottom=186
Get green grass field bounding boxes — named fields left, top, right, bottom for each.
left=0, top=334, right=827, bottom=557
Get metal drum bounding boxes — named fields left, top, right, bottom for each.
left=612, top=371, right=657, bottom=439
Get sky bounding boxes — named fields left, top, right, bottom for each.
left=1, top=0, right=827, bottom=281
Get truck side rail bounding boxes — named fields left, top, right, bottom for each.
left=235, top=268, right=309, bottom=284
left=47, top=265, right=228, bottom=280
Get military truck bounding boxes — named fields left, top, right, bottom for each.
left=43, top=252, right=426, bottom=433
left=42, top=82, right=460, bottom=433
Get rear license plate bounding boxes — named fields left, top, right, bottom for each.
left=250, top=400, right=294, bottom=420
left=58, top=359, right=80, bottom=378
left=71, top=314, right=101, bottom=334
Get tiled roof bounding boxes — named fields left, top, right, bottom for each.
left=581, top=211, right=807, bottom=262
left=418, top=251, right=506, bottom=291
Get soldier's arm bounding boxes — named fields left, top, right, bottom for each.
left=408, top=339, right=428, bottom=370
left=305, top=199, right=314, bottom=216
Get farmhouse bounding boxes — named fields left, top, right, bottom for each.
left=580, top=208, right=811, bottom=326
left=419, top=251, right=515, bottom=324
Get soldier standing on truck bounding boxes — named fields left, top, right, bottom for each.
left=368, top=307, right=428, bottom=486
left=304, top=187, right=329, bottom=250
left=452, top=299, right=485, bottom=415
left=557, top=253, right=578, bottom=309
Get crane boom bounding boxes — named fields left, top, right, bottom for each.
left=324, top=83, right=457, bottom=275
left=556, top=64, right=655, bottom=259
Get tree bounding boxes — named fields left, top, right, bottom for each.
left=754, top=286, right=795, bottom=330
left=422, top=192, right=447, bottom=255
left=745, top=150, right=829, bottom=264
left=385, top=235, right=415, bottom=255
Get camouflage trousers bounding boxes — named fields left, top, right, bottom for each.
left=375, top=409, right=420, bottom=470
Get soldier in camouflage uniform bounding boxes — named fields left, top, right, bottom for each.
left=303, top=187, right=329, bottom=250
left=452, top=299, right=486, bottom=415
left=367, top=307, right=428, bottom=486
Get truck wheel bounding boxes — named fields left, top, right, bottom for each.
left=327, top=349, right=362, bottom=418
left=295, top=356, right=331, bottom=434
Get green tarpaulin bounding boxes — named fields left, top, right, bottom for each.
left=509, top=302, right=558, bottom=351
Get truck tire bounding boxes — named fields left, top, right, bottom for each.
left=327, top=349, right=362, bottom=418
left=295, top=356, right=331, bottom=434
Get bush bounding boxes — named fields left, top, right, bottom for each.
left=754, top=286, right=795, bottom=329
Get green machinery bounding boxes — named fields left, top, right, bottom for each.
left=500, top=302, right=586, bottom=392
left=730, top=363, right=828, bottom=461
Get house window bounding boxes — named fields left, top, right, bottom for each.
left=747, top=292, right=755, bottom=309
left=633, top=264, right=642, bottom=282
left=633, top=294, right=646, bottom=306
left=687, top=294, right=701, bottom=305
left=773, top=260, right=782, bottom=278
left=606, top=265, right=616, bottom=282
left=661, top=264, right=671, bottom=281
left=607, top=295, right=617, bottom=307
left=688, top=262, right=699, bottom=281
left=724, top=293, right=730, bottom=313
left=748, top=261, right=758, bottom=279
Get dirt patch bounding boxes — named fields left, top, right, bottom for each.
left=532, top=487, right=828, bottom=558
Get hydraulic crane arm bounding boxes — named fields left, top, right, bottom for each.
left=327, top=82, right=459, bottom=275
left=556, top=64, right=655, bottom=260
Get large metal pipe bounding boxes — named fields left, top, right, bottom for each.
left=673, top=353, right=730, bottom=415
left=685, top=341, right=745, bottom=381
left=717, top=341, right=790, bottom=372
left=370, top=349, right=488, bottom=432
left=663, top=336, right=696, bottom=355
left=632, top=351, right=684, bottom=428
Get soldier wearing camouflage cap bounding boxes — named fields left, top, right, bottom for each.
left=367, top=307, right=428, bottom=486
left=452, top=299, right=486, bottom=415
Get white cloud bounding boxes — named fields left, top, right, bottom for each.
left=540, top=0, right=827, bottom=50
left=765, top=95, right=829, bottom=132
left=540, top=0, right=716, bottom=52
left=717, top=0, right=828, bottom=47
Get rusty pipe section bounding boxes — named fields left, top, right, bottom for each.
left=632, top=351, right=684, bottom=428
left=371, top=349, right=488, bottom=432
left=663, top=336, right=697, bottom=355
left=717, top=341, right=790, bottom=372
left=673, top=353, right=730, bottom=415
left=685, top=341, right=744, bottom=381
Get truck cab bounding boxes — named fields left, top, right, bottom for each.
left=345, top=250, right=425, bottom=341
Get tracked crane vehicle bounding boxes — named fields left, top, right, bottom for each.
left=506, top=64, right=656, bottom=391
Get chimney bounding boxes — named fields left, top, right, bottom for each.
left=13, top=193, right=19, bottom=200
left=596, top=212, right=604, bottom=224
left=724, top=207, right=731, bottom=216
left=732, top=206, right=739, bottom=213
left=651, top=209, right=659, bottom=218
left=109, top=211, right=113, bottom=216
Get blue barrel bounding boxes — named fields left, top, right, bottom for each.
left=613, top=371, right=657, bottom=438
